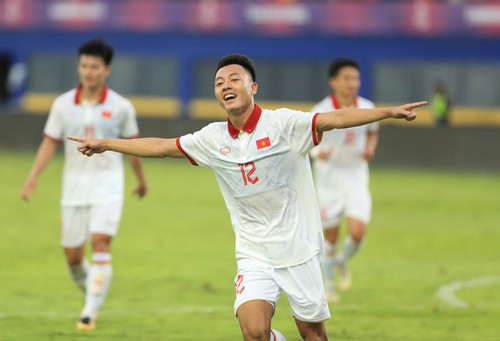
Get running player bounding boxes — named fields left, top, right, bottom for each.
left=21, top=39, right=148, bottom=331
left=310, top=58, right=378, bottom=303
left=67, top=54, right=425, bottom=341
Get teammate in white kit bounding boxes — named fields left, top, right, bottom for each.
left=310, top=59, right=379, bottom=303
left=21, top=39, right=148, bottom=331
left=67, top=54, right=425, bottom=341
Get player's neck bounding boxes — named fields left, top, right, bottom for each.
left=79, top=84, right=105, bottom=103
left=335, top=93, right=356, bottom=108
left=226, top=103, right=254, bottom=130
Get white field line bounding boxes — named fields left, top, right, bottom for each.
left=0, top=306, right=226, bottom=319
left=436, top=276, right=500, bottom=308
left=0, top=303, right=361, bottom=320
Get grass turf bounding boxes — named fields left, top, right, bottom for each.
left=0, top=150, right=499, bottom=340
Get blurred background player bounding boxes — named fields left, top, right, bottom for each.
left=430, top=80, right=451, bottom=127
left=310, top=58, right=379, bottom=303
left=21, top=39, right=148, bottom=330
left=66, top=53, right=425, bottom=341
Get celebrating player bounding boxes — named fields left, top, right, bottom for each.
left=310, top=59, right=379, bottom=303
left=21, top=39, right=148, bottom=331
left=67, top=54, right=425, bottom=341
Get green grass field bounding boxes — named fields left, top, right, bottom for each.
left=1, top=149, right=499, bottom=340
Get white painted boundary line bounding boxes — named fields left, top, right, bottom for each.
left=0, top=306, right=226, bottom=319
left=0, top=303, right=361, bottom=319
left=436, top=276, right=500, bottom=308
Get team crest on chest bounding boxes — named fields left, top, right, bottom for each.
left=220, top=147, right=231, bottom=155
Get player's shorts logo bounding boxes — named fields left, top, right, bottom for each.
left=220, top=147, right=231, bottom=155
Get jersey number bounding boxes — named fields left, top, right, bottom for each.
left=239, top=162, right=259, bottom=186
left=234, top=275, right=245, bottom=294
left=84, top=125, right=95, bottom=138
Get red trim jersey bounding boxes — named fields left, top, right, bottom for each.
left=177, top=105, right=323, bottom=268
left=44, top=85, right=139, bottom=206
left=310, top=94, right=378, bottom=200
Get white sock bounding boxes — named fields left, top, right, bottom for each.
left=69, top=258, right=89, bottom=293
left=322, top=240, right=337, bottom=281
left=81, top=252, right=113, bottom=319
left=270, top=328, right=287, bottom=341
left=338, top=235, right=362, bottom=264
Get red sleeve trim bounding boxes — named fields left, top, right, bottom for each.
left=43, top=133, right=62, bottom=143
left=312, top=113, right=322, bottom=146
left=176, top=137, right=198, bottom=166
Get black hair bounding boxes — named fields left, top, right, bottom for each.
left=78, top=39, right=114, bottom=66
left=215, top=54, right=256, bottom=82
left=328, top=58, right=360, bottom=78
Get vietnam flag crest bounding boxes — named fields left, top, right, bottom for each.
left=256, top=137, right=271, bottom=150
left=101, top=111, right=112, bottom=118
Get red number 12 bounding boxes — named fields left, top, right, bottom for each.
left=239, top=162, right=259, bottom=186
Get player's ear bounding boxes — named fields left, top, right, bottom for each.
left=328, top=77, right=336, bottom=91
left=105, top=65, right=112, bottom=77
left=251, top=81, right=258, bottom=96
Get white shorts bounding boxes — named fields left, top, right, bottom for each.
left=233, top=255, right=331, bottom=323
left=319, top=186, right=372, bottom=228
left=60, top=201, right=123, bottom=248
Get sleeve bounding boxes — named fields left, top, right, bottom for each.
left=43, top=97, right=64, bottom=142
left=367, top=121, right=379, bottom=133
left=276, top=109, right=321, bottom=154
left=363, top=99, right=379, bottom=133
left=177, top=125, right=215, bottom=168
left=121, top=99, right=140, bottom=139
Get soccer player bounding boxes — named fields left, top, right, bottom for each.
left=21, top=39, right=148, bottom=331
left=67, top=54, right=425, bottom=341
left=309, top=58, right=378, bottom=303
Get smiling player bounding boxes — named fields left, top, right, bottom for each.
left=67, top=54, right=425, bottom=340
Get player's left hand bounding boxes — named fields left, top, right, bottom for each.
left=390, top=101, right=427, bottom=121
left=132, top=181, right=148, bottom=199
left=67, top=136, right=106, bottom=156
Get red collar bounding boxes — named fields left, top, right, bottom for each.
left=74, top=84, right=108, bottom=104
left=227, top=104, right=262, bottom=138
left=330, top=93, right=357, bottom=109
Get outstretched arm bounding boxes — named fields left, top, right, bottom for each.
left=315, top=101, right=427, bottom=133
left=66, top=136, right=185, bottom=158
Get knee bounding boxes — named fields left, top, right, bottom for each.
left=351, top=232, right=364, bottom=243
left=302, top=330, right=328, bottom=341
left=67, top=255, right=83, bottom=267
left=91, top=235, right=112, bottom=252
left=241, top=324, right=269, bottom=341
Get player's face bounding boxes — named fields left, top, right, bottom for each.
left=78, top=54, right=111, bottom=90
left=330, top=66, right=360, bottom=99
left=214, top=64, right=257, bottom=115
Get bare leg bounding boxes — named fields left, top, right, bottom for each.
left=323, top=226, right=340, bottom=302
left=295, top=319, right=328, bottom=341
left=337, top=217, right=367, bottom=290
left=237, top=300, right=274, bottom=341
left=64, top=245, right=88, bottom=292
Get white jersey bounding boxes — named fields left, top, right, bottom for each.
left=310, top=94, right=378, bottom=193
left=177, top=105, right=324, bottom=268
left=44, top=85, right=139, bottom=206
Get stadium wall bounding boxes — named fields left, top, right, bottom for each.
left=1, top=113, right=498, bottom=171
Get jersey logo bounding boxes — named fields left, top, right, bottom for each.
left=256, top=137, right=271, bottom=150
left=220, top=147, right=231, bottom=155
left=101, top=111, right=112, bottom=118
